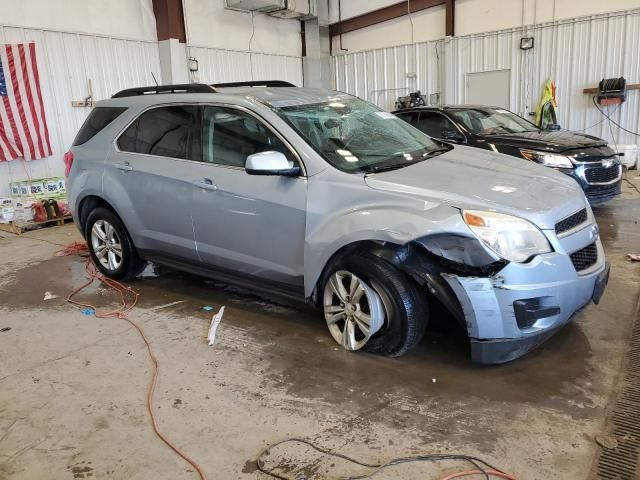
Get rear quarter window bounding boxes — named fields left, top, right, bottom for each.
left=72, top=107, right=127, bottom=146
left=116, top=106, right=202, bottom=161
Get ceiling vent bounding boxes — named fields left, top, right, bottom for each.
left=224, top=0, right=315, bottom=20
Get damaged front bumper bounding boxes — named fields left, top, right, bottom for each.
left=442, top=241, right=609, bottom=364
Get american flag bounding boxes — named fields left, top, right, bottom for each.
left=0, top=42, right=52, bottom=161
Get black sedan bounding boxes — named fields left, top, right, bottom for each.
left=393, top=106, right=622, bottom=205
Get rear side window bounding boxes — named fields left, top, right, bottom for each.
left=117, top=106, right=201, bottom=161
left=72, top=107, right=127, bottom=146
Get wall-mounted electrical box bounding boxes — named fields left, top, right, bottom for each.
left=224, top=0, right=315, bottom=19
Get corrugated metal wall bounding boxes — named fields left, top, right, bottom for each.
left=0, top=26, right=161, bottom=197
left=333, top=8, right=640, bottom=146
left=0, top=29, right=303, bottom=197
left=189, top=45, right=303, bottom=86
left=333, top=42, right=440, bottom=111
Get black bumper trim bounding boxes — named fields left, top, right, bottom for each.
left=470, top=327, right=563, bottom=365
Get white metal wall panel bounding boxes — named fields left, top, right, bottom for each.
left=0, top=26, right=160, bottom=197
left=443, top=31, right=525, bottom=114
left=525, top=11, right=640, bottom=146
left=189, top=46, right=303, bottom=87
left=333, top=9, right=640, bottom=146
left=333, top=42, right=440, bottom=111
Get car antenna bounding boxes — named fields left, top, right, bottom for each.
left=151, top=72, right=159, bottom=87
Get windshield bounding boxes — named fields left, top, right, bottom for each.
left=276, top=99, right=448, bottom=173
left=449, top=109, right=540, bottom=135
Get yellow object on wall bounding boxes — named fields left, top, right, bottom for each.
left=535, top=79, right=559, bottom=128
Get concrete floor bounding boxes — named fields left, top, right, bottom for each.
left=1, top=176, right=639, bottom=480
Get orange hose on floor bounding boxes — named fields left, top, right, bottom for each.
left=438, top=469, right=517, bottom=480
left=55, top=241, right=89, bottom=256
left=64, top=248, right=208, bottom=480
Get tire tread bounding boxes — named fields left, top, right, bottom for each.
left=85, top=207, right=143, bottom=281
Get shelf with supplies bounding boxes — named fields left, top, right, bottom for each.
left=1, top=176, right=72, bottom=235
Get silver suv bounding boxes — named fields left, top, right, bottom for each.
left=66, top=81, right=610, bottom=364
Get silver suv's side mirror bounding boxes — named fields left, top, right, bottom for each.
left=245, top=151, right=301, bottom=176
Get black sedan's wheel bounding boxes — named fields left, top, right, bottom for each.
left=85, top=207, right=143, bottom=280
left=322, top=251, right=428, bottom=357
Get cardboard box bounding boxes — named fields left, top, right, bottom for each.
left=13, top=200, right=35, bottom=222
left=30, top=181, right=46, bottom=197
left=55, top=177, right=66, bottom=192
left=0, top=206, right=14, bottom=223
left=45, top=179, right=60, bottom=195
left=13, top=207, right=34, bottom=222
left=8, top=177, right=68, bottom=201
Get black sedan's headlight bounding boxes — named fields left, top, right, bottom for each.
left=520, top=149, right=574, bottom=168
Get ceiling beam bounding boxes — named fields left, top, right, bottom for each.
left=445, top=0, right=455, bottom=36
left=329, top=0, right=451, bottom=37
left=152, top=0, right=187, bottom=43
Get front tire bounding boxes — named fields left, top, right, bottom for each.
left=322, top=252, right=428, bottom=357
left=85, top=207, right=143, bottom=280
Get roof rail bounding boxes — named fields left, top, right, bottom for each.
left=211, top=80, right=296, bottom=88
left=111, top=83, right=216, bottom=98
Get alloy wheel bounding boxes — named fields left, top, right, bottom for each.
left=323, top=270, right=385, bottom=350
left=90, top=220, right=123, bottom=271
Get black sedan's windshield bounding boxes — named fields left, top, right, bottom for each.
left=277, top=99, right=449, bottom=173
left=448, top=108, right=540, bottom=135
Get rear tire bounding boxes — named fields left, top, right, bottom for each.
left=85, top=207, right=143, bottom=281
left=322, top=251, right=428, bottom=357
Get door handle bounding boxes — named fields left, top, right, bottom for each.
left=193, top=178, right=218, bottom=191
left=116, top=161, right=133, bottom=172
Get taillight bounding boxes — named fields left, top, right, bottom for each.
left=63, top=151, right=74, bottom=177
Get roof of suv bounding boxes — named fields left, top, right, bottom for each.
left=216, top=86, right=351, bottom=108
left=99, top=84, right=351, bottom=110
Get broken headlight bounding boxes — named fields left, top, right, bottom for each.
left=462, top=210, right=552, bottom=263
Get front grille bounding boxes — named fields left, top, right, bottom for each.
left=570, top=242, right=598, bottom=272
left=585, top=164, right=621, bottom=184
left=555, top=208, right=588, bottom=235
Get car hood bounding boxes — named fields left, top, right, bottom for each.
left=364, top=145, right=586, bottom=230
left=480, top=129, right=607, bottom=153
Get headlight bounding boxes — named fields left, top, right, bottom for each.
left=462, top=210, right=552, bottom=263
left=520, top=149, right=573, bottom=168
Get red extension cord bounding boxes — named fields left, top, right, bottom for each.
left=56, top=242, right=208, bottom=480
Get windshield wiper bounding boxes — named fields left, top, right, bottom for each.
left=363, top=148, right=450, bottom=173
left=364, top=163, right=409, bottom=173
left=422, top=148, right=450, bottom=158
